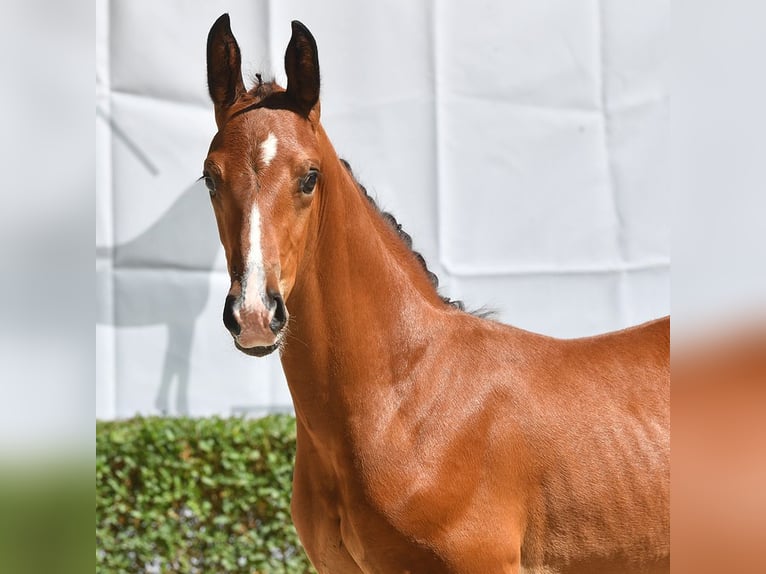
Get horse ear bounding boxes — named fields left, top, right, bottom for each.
left=207, top=14, right=246, bottom=122
left=284, top=21, right=320, bottom=117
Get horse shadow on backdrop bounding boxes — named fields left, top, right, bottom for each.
left=97, top=180, right=221, bottom=415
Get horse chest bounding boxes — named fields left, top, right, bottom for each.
left=293, top=447, right=459, bottom=573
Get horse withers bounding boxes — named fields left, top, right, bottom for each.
left=202, top=14, right=670, bottom=574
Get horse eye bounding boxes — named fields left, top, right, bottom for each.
left=204, top=176, right=217, bottom=197
left=300, top=170, right=319, bottom=194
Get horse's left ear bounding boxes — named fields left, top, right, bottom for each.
left=284, top=21, right=320, bottom=118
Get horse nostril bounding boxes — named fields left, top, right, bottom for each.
left=269, top=292, right=287, bottom=334
left=223, top=295, right=241, bottom=336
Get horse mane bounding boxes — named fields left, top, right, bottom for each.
left=250, top=75, right=278, bottom=100
left=338, top=158, right=468, bottom=313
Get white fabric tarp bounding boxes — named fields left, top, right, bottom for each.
left=96, top=0, right=669, bottom=419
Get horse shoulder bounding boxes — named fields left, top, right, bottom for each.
left=337, top=316, right=537, bottom=563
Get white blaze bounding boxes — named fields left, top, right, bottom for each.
left=260, top=132, right=278, bottom=167
left=245, top=200, right=266, bottom=307
left=242, top=132, right=277, bottom=311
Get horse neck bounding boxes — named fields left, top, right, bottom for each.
left=281, top=127, right=447, bottom=439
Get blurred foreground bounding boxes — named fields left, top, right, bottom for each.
left=673, top=319, right=766, bottom=574
left=0, top=461, right=91, bottom=574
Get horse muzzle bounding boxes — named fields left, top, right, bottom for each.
left=223, top=290, right=288, bottom=355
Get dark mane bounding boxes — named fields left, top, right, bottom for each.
left=339, top=158, right=467, bottom=313
left=224, top=78, right=286, bottom=122
left=249, top=74, right=279, bottom=100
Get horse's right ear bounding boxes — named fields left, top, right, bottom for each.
left=207, top=14, right=245, bottom=125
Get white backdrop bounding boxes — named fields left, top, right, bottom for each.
left=96, top=0, right=669, bottom=419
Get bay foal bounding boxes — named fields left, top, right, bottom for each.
left=203, top=15, right=670, bottom=574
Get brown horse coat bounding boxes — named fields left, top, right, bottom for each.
left=204, top=15, right=670, bottom=574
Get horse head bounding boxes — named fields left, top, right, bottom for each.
left=204, top=15, right=324, bottom=357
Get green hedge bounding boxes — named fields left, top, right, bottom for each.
left=96, top=415, right=315, bottom=573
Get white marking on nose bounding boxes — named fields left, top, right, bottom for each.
left=245, top=200, right=266, bottom=307
left=260, top=132, right=278, bottom=167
